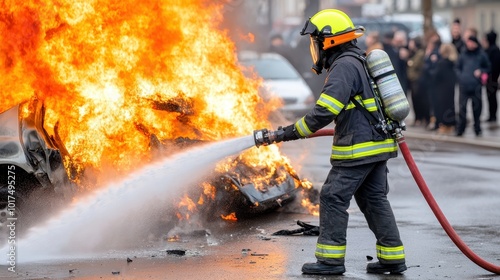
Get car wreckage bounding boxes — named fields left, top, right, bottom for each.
left=0, top=101, right=76, bottom=243
left=0, top=100, right=315, bottom=231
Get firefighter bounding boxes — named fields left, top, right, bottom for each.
left=257, top=9, right=407, bottom=275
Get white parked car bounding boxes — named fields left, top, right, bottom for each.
left=239, top=51, right=315, bottom=118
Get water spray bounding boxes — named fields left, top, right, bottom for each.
left=253, top=127, right=500, bottom=274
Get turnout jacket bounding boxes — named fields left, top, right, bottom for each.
left=293, top=47, right=397, bottom=167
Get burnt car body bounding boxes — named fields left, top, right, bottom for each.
left=0, top=101, right=75, bottom=231
left=149, top=134, right=302, bottom=221
left=204, top=166, right=299, bottom=220
left=0, top=99, right=309, bottom=237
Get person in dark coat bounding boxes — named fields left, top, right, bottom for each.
left=430, top=43, right=458, bottom=134
left=483, top=30, right=500, bottom=123
left=451, top=18, right=465, bottom=54
left=406, top=36, right=428, bottom=127
left=269, top=33, right=295, bottom=65
left=382, top=31, right=408, bottom=94
left=455, top=35, right=491, bottom=136
left=422, top=29, right=441, bottom=130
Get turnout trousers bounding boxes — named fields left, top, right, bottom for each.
left=315, top=160, right=405, bottom=265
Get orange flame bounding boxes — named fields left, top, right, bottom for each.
left=240, top=32, right=255, bottom=43
left=0, top=0, right=320, bottom=217
left=0, top=0, right=282, bottom=184
left=176, top=194, right=197, bottom=221
left=301, top=198, right=320, bottom=217
left=221, top=212, right=238, bottom=221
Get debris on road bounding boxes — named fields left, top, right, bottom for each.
left=127, top=257, right=133, bottom=263
left=111, top=271, right=120, bottom=275
left=272, top=220, right=319, bottom=236
left=167, top=249, right=186, bottom=256
left=250, top=253, right=268, bottom=256
left=241, top=248, right=251, bottom=255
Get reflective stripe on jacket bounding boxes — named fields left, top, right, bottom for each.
left=293, top=47, right=397, bottom=167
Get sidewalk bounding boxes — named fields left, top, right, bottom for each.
left=403, top=120, right=500, bottom=149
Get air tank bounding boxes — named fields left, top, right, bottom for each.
left=365, top=49, right=410, bottom=122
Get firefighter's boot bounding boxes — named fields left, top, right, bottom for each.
left=301, top=262, right=345, bottom=275
left=366, top=262, right=407, bottom=274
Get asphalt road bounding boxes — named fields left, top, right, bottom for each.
left=1, top=133, right=500, bottom=280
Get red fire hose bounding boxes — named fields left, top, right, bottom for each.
left=308, top=128, right=500, bottom=274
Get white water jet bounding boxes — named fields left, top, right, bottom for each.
left=2, top=135, right=255, bottom=263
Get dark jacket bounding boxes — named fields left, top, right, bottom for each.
left=432, top=58, right=457, bottom=97
left=452, top=37, right=465, bottom=54
left=420, top=44, right=441, bottom=94
left=485, top=45, right=500, bottom=82
left=431, top=58, right=457, bottom=126
left=291, top=45, right=397, bottom=167
left=456, top=47, right=490, bottom=91
left=383, top=43, right=408, bottom=93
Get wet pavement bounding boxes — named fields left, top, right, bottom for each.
left=1, top=119, right=500, bottom=279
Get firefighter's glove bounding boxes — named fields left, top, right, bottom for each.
left=280, top=124, right=300, bottom=142
left=254, top=125, right=298, bottom=147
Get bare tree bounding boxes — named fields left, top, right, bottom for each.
left=422, top=0, right=434, bottom=42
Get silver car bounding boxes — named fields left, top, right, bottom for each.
left=0, top=100, right=75, bottom=237
left=239, top=52, right=315, bottom=119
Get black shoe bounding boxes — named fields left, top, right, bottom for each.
left=476, top=131, right=482, bottom=137
left=366, top=262, right=407, bottom=274
left=301, top=262, right=345, bottom=275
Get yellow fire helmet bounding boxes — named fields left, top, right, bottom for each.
left=301, top=9, right=365, bottom=50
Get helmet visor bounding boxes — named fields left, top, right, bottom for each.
left=301, top=18, right=318, bottom=36
left=309, top=36, right=321, bottom=65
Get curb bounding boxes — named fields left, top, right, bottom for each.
left=402, top=130, right=500, bottom=150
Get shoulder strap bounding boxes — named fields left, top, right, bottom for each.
left=342, top=51, right=390, bottom=134
left=350, top=96, right=379, bottom=125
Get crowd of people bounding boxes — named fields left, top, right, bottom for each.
left=364, top=18, right=500, bottom=137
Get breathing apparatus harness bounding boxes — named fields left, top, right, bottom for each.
left=345, top=52, right=405, bottom=137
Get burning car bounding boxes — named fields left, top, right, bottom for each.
left=0, top=99, right=317, bottom=230
left=0, top=0, right=320, bottom=239
left=0, top=101, right=76, bottom=240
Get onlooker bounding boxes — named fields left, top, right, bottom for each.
left=406, top=36, right=428, bottom=127
left=483, top=30, right=500, bottom=123
left=382, top=31, right=399, bottom=63
left=365, top=31, right=383, bottom=54
left=463, top=27, right=479, bottom=47
left=451, top=18, right=465, bottom=53
left=423, top=29, right=442, bottom=130
left=382, top=31, right=408, bottom=95
left=269, top=33, right=294, bottom=65
left=393, top=30, right=410, bottom=95
left=431, top=43, right=458, bottom=134
left=455, top=35, right=491, bottom=136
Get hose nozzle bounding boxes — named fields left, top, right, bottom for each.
left=253, top=128, right=282, bottom=147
